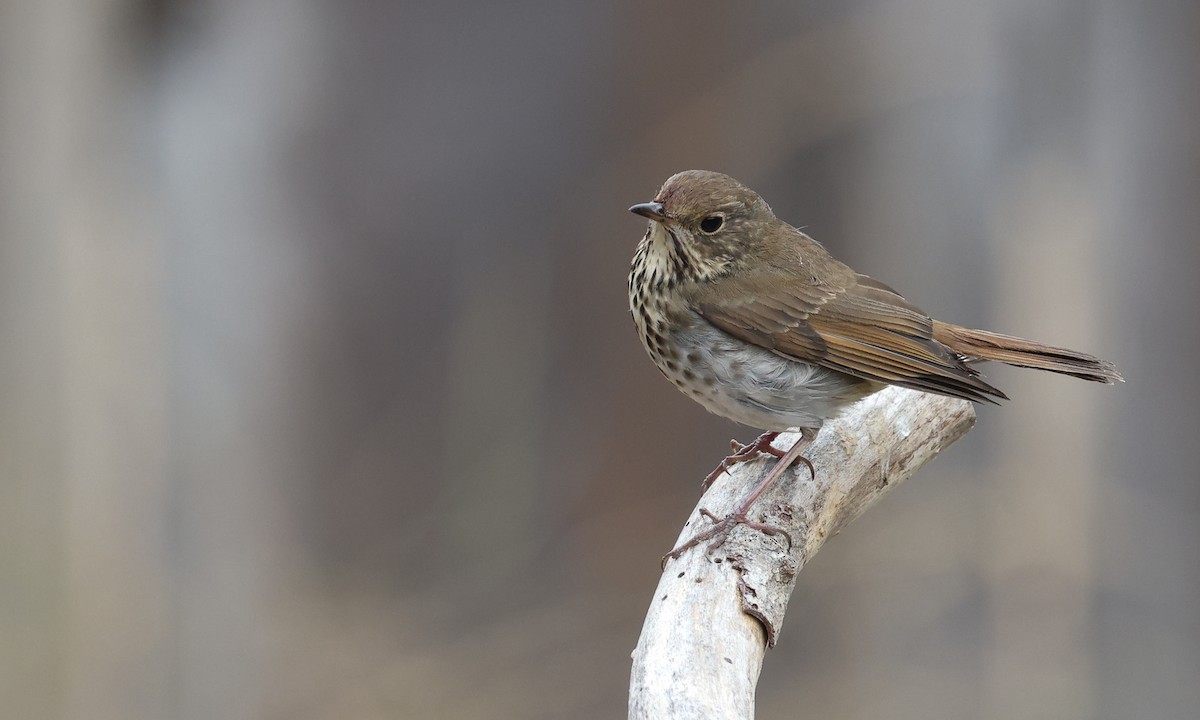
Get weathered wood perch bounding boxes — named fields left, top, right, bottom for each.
left=628, top=386, right=976, bottom=720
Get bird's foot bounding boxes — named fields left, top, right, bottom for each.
left=661, top=508, right=792, bottom=568
left=668, top=429, right=818, bottom=567
left=701, top=431, right=786, bottom=489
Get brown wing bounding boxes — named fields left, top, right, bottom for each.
left=693, top=265, right=1007, bottom=404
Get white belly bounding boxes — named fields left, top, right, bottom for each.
left=640, top=310, right=879, bottom=431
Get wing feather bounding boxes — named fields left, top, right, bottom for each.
left=692, top=261, right=1007, bottom=403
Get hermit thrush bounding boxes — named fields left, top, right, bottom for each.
left=629, top=170, right=1122, bottom=562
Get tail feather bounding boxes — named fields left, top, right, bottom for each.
left=933, top=321, right=1124, bottom=385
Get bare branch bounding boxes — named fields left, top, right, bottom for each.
left=629, top=386, right=976, bottom=720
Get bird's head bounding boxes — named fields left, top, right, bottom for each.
left=630, top=170, right=777, bottom=283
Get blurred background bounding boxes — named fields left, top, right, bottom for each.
left=2, top=0, right=1197, bottom=718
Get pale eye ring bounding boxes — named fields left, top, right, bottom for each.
left=699, top=215, right=724, bottom=234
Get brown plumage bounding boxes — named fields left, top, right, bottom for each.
left=629, top=170, right=1121, bottom=434
left=628, top=170, right=1122, bottom=562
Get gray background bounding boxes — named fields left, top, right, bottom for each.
left=2, top=1, right=1197, bottom=718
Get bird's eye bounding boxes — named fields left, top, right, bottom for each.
left=699, top=215, right=724, bottom=234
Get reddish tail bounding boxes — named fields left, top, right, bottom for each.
left=933, top=321, right=1123, bottom=384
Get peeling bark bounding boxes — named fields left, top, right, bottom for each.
left=629, top=387, right=976, bottom=719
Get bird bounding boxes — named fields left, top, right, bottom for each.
left=627, top=170, right=1122, bottom=562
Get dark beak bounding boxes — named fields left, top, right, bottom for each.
left=629, top=201, right=667, bottom=221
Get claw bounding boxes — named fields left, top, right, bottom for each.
left=701, top=431, right=781, bottom=489
left=666, top=428, right=818, bottom=566
left=661, top=507, right=793, bottom=568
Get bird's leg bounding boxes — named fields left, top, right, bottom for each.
left=664, top=428, right=817, bottom=567
left=701, top=430, right=786, bottom=489
left=729, top=429, right=815, bottom=513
